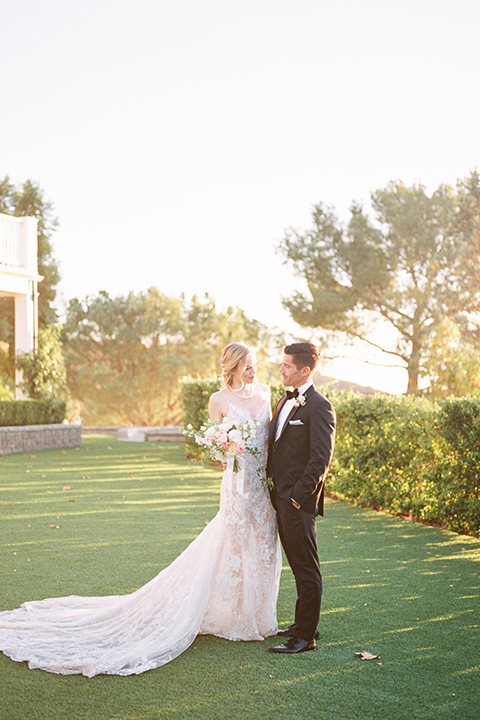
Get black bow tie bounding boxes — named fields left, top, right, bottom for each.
left=286, top=389, right=299, bottom=399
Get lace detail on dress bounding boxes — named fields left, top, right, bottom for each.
left=0, top=402, right=281, bottom=676
left=200, top=402, right=281, bottom=641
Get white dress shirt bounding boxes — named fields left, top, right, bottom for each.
left=274, top=381, right=312, bottom=441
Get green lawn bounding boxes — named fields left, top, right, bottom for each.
left=0, top=435, right=479, bottom=720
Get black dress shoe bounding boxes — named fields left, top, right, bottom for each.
left=277, top=626, right=319, bottom=640
left=268, top=637, right=316, bottom=654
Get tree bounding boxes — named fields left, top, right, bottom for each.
left=420, top=318, right=480, bottom=398
left=16, top=325, right=67, bottom=400
left=62, top=289, right=280, bottom=426
left=278, top=172, right=480, bottom=394
left=0, top=176, right=60, bottom=347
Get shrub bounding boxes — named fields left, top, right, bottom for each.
left=329, top=393, right=437, bottom=517
left=15, top=325, right=67, bottom=401
left=328, top=392, right=480, bottom=536
left=0, top=380, right=14, bottom=401
left=0, top=399, right=66, bottom=426
left=423, top=398, right=480, bottom=535
left=181, top=379, right=220, bottom=456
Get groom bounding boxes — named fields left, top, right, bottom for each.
left=267, top=342, right=336, bottom=654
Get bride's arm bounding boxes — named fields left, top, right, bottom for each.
left=208, top=392, right=228, bottom=470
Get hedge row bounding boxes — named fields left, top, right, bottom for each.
left=0, top=399, right=66, bottom=427
left=329, top=393, right=480, bottom=537
left=181, top=379, right=220, bottom=456
left=181, top=381, right=480, bottom=536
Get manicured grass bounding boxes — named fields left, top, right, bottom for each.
left=1, top=435, right=479, bottom=720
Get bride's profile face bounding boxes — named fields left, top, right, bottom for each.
left=233, top=352, right=257, bottom=387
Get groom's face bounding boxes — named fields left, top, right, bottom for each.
left=280, top=354, right=310, bottom=389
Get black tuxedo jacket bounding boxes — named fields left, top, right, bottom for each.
left=267, top=385, right=336, bottom=517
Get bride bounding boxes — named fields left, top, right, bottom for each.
left=0, top=343, right=281, bottom=677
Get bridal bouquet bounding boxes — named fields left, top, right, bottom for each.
left=183, top=418, right=259, bottom=472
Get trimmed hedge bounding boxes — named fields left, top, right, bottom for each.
left=181, top=379, right=220, bottom=456
left=181, top=382, right=480, bottom=536
left=329, top=393, right=480, bottom=537
left=0, top=399, right=66, bottom=427
left=329, top=394, right=436, bottom=518
left=430, top=398, right=480, bottom=535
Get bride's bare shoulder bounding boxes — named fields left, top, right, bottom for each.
left=210, top=388, right=229, bottom=402
left=208, top=389, right=229, bottom=419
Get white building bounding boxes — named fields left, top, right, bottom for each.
left=0, top=213, right=42, bottom=398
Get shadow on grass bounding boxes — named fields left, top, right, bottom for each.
left=0, top=437, right=479, bottom=720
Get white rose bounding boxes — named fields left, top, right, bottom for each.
left=228, top=428, right=243, bottom=443
left=204, top=426, right=217, bottom=439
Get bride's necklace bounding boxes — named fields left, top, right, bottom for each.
left=229, top=383, right=256, bottom=399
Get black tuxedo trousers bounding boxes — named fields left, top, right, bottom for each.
left=273, top=492, right=323, bottom=640
left=268, top=386, right=336, bottom=641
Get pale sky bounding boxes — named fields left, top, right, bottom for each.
left=2, top=0, right=480, bottom=393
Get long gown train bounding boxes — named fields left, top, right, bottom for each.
left=0, top=404, right=281, bottom=677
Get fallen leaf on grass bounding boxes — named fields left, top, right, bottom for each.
left=355, top=651, right=380, bottom=661
left=62, top=486, right=71, bottom=491
left=49, top=524, right=60, bottom=529
left=68, top=498, right=77, bottom=502
left=81, top=475, right=90, bottom=479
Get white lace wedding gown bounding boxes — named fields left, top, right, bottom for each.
left=0, top=403, right=281, bottom=677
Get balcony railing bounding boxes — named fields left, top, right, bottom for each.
left=0, top=213, right=38, bottom=272
left=0, top=214, right=22, bottom=266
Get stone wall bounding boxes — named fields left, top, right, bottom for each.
left=0, top=424, right=83, bottom=455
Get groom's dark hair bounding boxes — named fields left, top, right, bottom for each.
left=284, top=342, right=320, bottom=372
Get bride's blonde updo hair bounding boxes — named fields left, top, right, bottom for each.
left=220, top=343, right=251, bottom=388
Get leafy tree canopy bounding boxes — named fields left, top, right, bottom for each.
left=62, top=289, right=281, bottom=426
left=420, top=318, right=480, bottom=399
left=278, top=171, right=480, bottom=395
